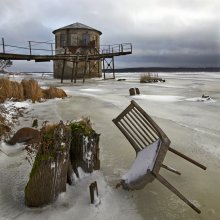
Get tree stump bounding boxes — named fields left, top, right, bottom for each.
left=129, top=88, right=135, bottom=96
left=135, top=88, right=140, bottom=95
left=25, top=121, right=71, bottom=207
left=68, top=119, right=100, bottom=175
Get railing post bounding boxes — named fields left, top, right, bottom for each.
left=51, top=43, right=53, bottom=55
left=28, top=41, right=32, bottom=55
left=2, top=37, right=5, bottom=53
left=121, top=44, right=123, bottom=52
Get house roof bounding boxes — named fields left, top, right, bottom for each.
left=52, top=22, right=102, bottom=35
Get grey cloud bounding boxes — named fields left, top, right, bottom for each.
left=0, top=0, right=220, bottom=71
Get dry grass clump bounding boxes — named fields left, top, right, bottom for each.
left=21, top=79, right=43, bottom=103
left=0, top=78, right=13, bottom=103
left=140, top=72, right=160, bottom=83
left=0, top=77, right=67, bottom=103
left=10, top=80, right=24, bottom=101
left=42, top=86, right=67, bottom=99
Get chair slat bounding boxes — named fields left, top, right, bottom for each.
left=129, top=109, right=155, bottom=143
left=120, top=119, right=143, bottom=150
left=124, top=114, right=149, bottom=148
left=132, top=107, right=158, bottom=140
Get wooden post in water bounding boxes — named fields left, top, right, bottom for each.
left=89, top=181, right=99, bottom=204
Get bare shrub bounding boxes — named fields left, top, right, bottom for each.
left=140, top=72, right=159, bottom=83
left=42, top=86, right=67, bottom=99
left=21, top=79, right=43, bottom=103
left=0, top=78, right=12, bottom=102
left=10, top=80, right=24, bottom=101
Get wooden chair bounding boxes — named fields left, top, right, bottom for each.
left=112, top=100, right=206, bottom=214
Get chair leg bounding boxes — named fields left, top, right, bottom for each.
left=168, top=147, right=207, bottom=170
left=153, top=173, right=201, bottom=214
left=162, top=164, right=181, bottom=175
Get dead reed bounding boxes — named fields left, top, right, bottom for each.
left=140, top=72, right=159, bottom=83
left=21, top=79, right=43, bottom=103
left=42, top=86, right=67, bottom=99
left=0, top=77, right=67, bottom=103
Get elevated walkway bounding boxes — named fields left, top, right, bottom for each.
left=0, top=40, right=132, bottom=62
left=0, top=39, right=132, bottom=82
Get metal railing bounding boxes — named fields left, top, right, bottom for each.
left=100, top=43, right=132, bottom=54
left=0, top=37, right=132, bottom=56
left=0, top=38, right=55, bottom=55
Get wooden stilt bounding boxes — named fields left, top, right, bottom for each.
left=168, top=147, right=207, bottom=170
left=102, top=58, right=106, bottom=79
left=71, top=61, right=75, bottom=83
left=61, top=59, right=65, bottom=83
left=61, top=48, right=67, bottom=83
left=112, top=56, right=115, bottom=79
left=154, top=173, right=201, bottom=214
left=98, top=59, right=100, bottom=77
left=83, top=54, right=88, bottom=83
left=88, top=61, right=91, bottom=77
left=74, top=55, right=79, bottom=83
left=162, top=164, right=181, bottom=175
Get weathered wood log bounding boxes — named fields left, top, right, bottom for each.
left=129, top=88, right=135, bottom=96
left=135, top=88, right=140, bottom=95
left=68, top=118, right=100, bottom=175
left=25, top=121, right=71, bottom=207
left=69, top=130, right=100, bottom=174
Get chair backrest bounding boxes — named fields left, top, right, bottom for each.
left=113, top=100, right=171, bottom=175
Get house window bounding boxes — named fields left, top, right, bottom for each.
left=60, top=34, right=66, bottom=47
left=82, top=33, right=90, bottom=46
left=71, top=34, right=78, bottom=46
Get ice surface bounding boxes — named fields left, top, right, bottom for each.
left=185, top=97, right=215, bottom=103
left=80, top=88, right=103, bottom=92
left=132, top=95, right=184, bottom=102
left=0, top=141, right=25, bottom=156
left=122, top=139, right=160, bottom=184
left=0, top=72, right=220, bottom=220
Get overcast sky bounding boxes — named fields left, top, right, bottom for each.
left=0, top=0, right=220, bottom=71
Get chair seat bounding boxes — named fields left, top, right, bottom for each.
left=122, top=139, right=161, bottom=189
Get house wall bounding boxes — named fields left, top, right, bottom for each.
left=53, top=29, right=102, bottom=79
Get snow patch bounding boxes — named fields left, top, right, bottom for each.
left=185, top=97, right=215, bottom=103
left=0, top=141, right=25, bottom=156
left=132, top=95, right=184, bottom=102
left=80, top=88, right=103, bottom=92
left=51, top=162, right=55, bottom=169
left=122, top=139, right=160, bottom=184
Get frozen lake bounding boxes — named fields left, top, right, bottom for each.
left=0, top=72, right=220, bottom=219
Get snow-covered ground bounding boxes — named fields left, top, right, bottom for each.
left=0, top=72, right=220, bottom=220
